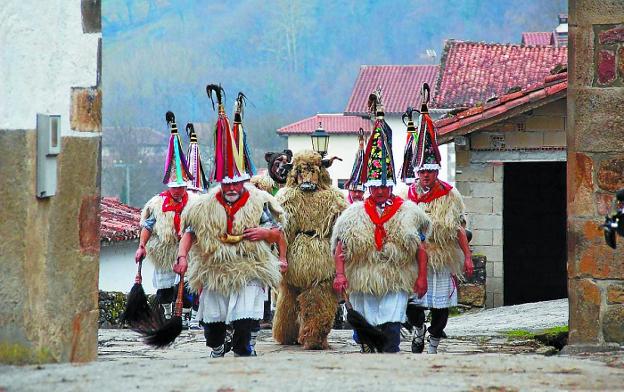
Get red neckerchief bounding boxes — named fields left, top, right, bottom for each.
left=160, top=190, right=188, bottom=237
left=408, top=180, right=453, bottom=204
left=215, top=190, right=250, bottom=234
left=364, top=195, right=404, bottom=251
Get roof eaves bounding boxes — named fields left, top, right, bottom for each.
left=277, top=114, right=318, bottom=134
left=436, top=76, right=567, bottom=142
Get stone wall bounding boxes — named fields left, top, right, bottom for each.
left=456, top=149, right=504, bottom=307
left=567, top=0, right=624, bottom=347
left=0, top=0, right=102, bottom=364
left=455, top=99, right=566, bottom=308
left=0, top=132, right=101, bottom=364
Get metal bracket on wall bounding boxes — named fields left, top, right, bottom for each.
left=36, top=114, right=61, bottom=198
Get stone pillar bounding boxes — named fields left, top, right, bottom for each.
left=0, top=0, right=101, bottom=363
left=567, top=0, right=624, bottom=347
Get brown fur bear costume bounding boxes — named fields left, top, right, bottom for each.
left=273, top=150, right=348, bottom=349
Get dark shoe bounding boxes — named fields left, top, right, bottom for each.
left=334, top=305, right=345, bottom=329
left=223, top=327, right=233, bottom=354
left=360, top=344, right=374, bottom=353
left=411, top=324, right=426, bottom=354
left=210, top=344, right=225, bottom=358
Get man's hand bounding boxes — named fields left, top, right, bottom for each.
left=414, top=275, right=428, bottom=299
left=135, top=245, right=146, bottom=263
left=279, top=257, right=288, bottom=273
left=463, top=255, right=474, bottom=279
left=333, top=273, right=349, bottom=293
left=243, top=227, right=270, bottom=242
left=173, top=255, right=188, bottom=275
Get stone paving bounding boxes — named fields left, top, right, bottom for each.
left=1, top=300, right=623, bottom=392
left=445, top=298, right=569, bottom=336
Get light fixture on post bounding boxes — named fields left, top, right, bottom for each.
left=310, top=121, right=330, bottom=157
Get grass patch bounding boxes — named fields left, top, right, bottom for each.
left=541, top=326, right=569, bottom=335
left=505, top=326, right=568, bottom=340
left=505, top=326, right=569, bottom=350
left=449, top=307, right=462, bottom=317
left=504, top=329, right=536, bottom=340
left=535, top=326, right=569, bottom=349
left=0, top=342, right=54, bottom=365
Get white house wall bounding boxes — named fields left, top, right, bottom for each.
left=0, top=0, right=100, bottom=134
left=100, top=241, right=157, bottom=294
left=285, top=114, right=453, bottom=188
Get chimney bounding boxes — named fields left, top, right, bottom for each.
left=554, top=13, right=568, bottom=47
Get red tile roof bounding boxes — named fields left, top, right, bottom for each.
left=433, top=40, right=567, bottom=109
left=435, top=72, right=567, bottom=139
left=521, top=32, right=555, bottom=46
left=344, top=65, right=439, bottom=114
left=100, top=197, right=141, bottom=244
left=277, top=114, right=372, bottom=135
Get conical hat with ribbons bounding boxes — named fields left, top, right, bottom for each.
left=413, top=83, right=441, bottom=172
left=361, top=87, right=396, bottom=187
left=162, top=111, right=193, bottom=188
left=207, top=85, right=255, bottom=184
left=345, top=128, right=367, bottom=191
left=185, top=123, right=209, bottom=192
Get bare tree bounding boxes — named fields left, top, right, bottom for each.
left=260, top=0, right=314, bottom=74
left=102, top=126, right=166, bottom=207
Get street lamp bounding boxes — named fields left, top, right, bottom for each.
left=310, top=121, right=330, bottom=157
left=113, top=159, right=136, bottom=205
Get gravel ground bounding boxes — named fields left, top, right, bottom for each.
left=1, top=299, right=622, bottom=392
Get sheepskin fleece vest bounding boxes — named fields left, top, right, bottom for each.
left=276, top=186, right=348, bottom=289
left=140, top=193, right=195, bottom=271
left=400, top=184, right=466, bottom=277
left=251, top=174, right=278, bottom=195
left=331, top=199, right=431, bottom=296
left=182, top=185, right=284, bottom=294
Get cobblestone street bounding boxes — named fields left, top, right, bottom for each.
left=445, top=299, right=569, bottom=336
left=2, top=300, right=623, bottom=391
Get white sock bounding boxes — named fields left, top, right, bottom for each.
left=162, top=303, right=173, bottom=320
left=428, top=336, right=440, bottom=354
